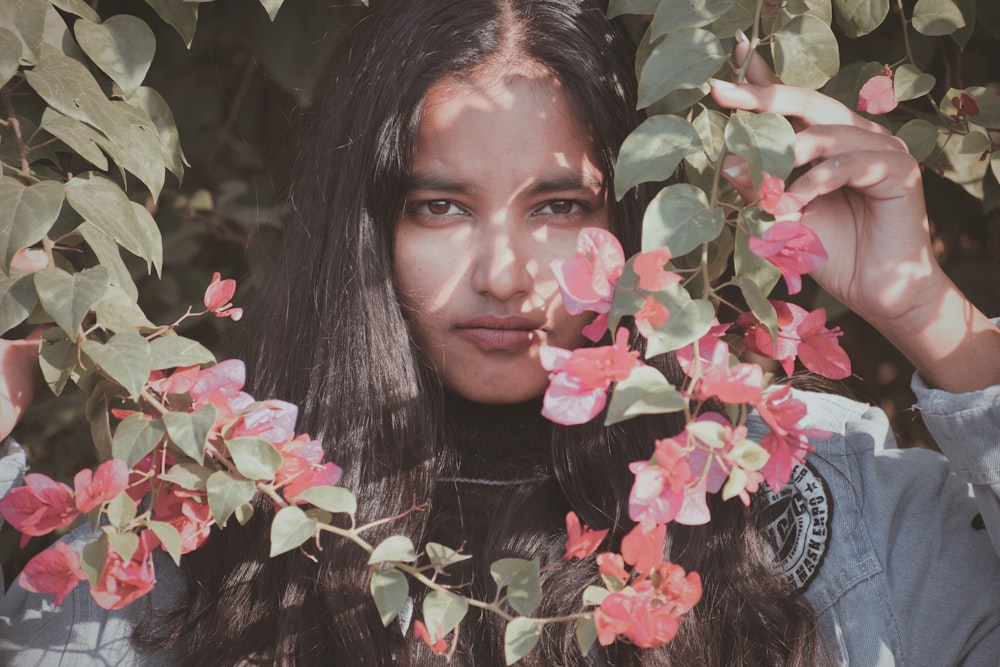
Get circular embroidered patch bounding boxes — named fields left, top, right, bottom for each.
left=760, top=461, right=832, bottom=591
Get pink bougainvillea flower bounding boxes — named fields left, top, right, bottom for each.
left=597, top=552, right=630, bottom=587
left=203, top=272, right=243, bottom=321
left=551, top=227, right=625, bottom=342
left=189, top=360, right=255, bottom=424
left=147, top=365, right=201, bottom=397
left=628, top=436, right=692, bottom=528
left=152, top=485, right=214, bottom=553
left=18, top=541, right=87, bottom=607
left=795, top=308, right=851, bottom=379
left=620, top=521, right=667, bottom=578
left=594, top=568, right=699, bottom=650
left=74, top=459, right=129, bottom=513
left=748, top=219, right=827, bottom=295
left=414, top=619, right=449, bottom=656
left=540, top=328, right=641, bottom=425
left=633, top=247, right=681, bottom=292
left=284, top=462, right=343, bottom=503
left=634, top=296, right=669, bottom=339
left=0, top=474, right=78, bottom=547
left=564, top=511, right=609, bottom=561
left=90, top=531, right=157, bottom=610
left=857, top=66, right=897, bottom=115
left=229, top=400, right=299, bottom=444
left=742, top=301, right=850, bottom=379
left=758, top=172, right=806, bottom=218
left=755, top=385, right=830, bottom=488
left=676, top=328, right=763, bottom=404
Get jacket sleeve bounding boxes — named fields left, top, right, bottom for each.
left=912, top=371, right=1000, bottom=557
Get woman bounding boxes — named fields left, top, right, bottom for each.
left=2, top=0, right=1000, bottom=664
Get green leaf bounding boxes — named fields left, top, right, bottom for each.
left=783, top=0, right=833, bottom=22
left=614, top=115, right=702, bottom=200
left=149, top=335, right=215, bottom=371
left=893, top=64, right=935, bottom=102
left=724, top=110, right=797, bottom=189
left=490, top=558, right=542, bottom=616
left=93, top=286, right=156, bottom=334
left=0, top=28, right=21, bottom=89
left=292, top=486, right=357, bottom=515
left=896, top=119, right=939, bottom=162
left=772, top=15, right=840, bottom=89
left=426, top=542, right=473, bottom=568
left=126, top=87, right=187, bottom=180
left=582, top=585, right=611, bottom=606
left=607, top=0, right=658, bottom=17
left=148, top=520, right=182, bottom=566
left=102, top=101, right=168, bottom=200
left=949, top=0, right=975, bottom=48
left=162, top=406, right=216, bottom=465
left=75, top=15, right=156, bottom=96
left=65, top=173, right=163, bottom=274
left=112, top=414, right=166, bottom=468
left=912, top=0, right=965, bottom=36
left=106, top=530, right=139, bottom=562
left=605, top=366, right=685, bottom=425
left=143, top=0, right=199, bottom=47
left=0, top=0, right=51, bottom=63
left=49, top=0, right=100, bottom=22
left=0, top=274, right=37, bottom=335
left=504, top=617, right=541, bottom=666
left=710, top=0, right=754, bottom=36
left=235, top=502, right=254, bottom=525
left=956, top=86, right=1000, bottom=128
left=80, top=538, right=106, bottom=588
left=651, top=0, right=735, bottom=35
left=637, top=28, right=725, bottom=108
left=38, top=331, right=74, bottom=396
left=39, top=108, right=110, bottom=171
left=0, top=180, right=64, bottom=271
left=832, top=0, right=889, bottom=37
left=228, top=436, right=283, bottom=480
left=641, top=183, right=725, bottom=257
left=645, top=284, right=715, bottom=357
left=34, top=265, right=110, bottom=336
left=575, top=616, right=598, bottom=658
left=269, top=505, right=317, bottom=557
left=105, top=491, right=137, bottom=529
left=738, top=277, right=779, bottom=353
left=422, top=590, right=469, bottom=643
left=81, top=333, right=152, bottom=400
left=158, top=462, right=211, bottom=492
left=734, top=211, right=782, bottom=294
left=368, top=535, right=419, bottom=564
left=207, top=471, right=256, bottom=528
left=370, top=569, right=409, bottom=627
left=258, top=0, right=284, bottom=21
left=25, top=54, right=118, bottom=135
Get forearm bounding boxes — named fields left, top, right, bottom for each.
left=873, top=273, right=1000, bottom=394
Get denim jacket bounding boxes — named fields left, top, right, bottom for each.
left=2, top=377, right=999, bottom=665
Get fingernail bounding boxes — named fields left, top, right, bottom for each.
left=735, top=29, right=749, bottom=44
left=723, top=163, right=746, bottom=178
left=708, top=78, right=735, bottom=90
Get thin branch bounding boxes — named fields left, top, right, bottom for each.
left=1, top=87, right=30, bottom=175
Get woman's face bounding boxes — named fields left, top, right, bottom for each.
left=394, top=65, right=610, bottom=404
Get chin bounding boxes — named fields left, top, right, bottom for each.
left=448, top=380, right=547, bottom=406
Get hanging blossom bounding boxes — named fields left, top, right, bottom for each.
left=203, top=272, right=243, bottom=321
left=551, top=227, right=625, bottom=341
left=758, top=172, right=806, bottom=219
left=755, top=385, right=831, bottom=488
left=540, top=328, right=642, bottom=425
left=675, top=324, right=764, bottom=405
left=740, top=300, right=851, bottom=380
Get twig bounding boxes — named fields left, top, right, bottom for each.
left=1, top=87, right=30, bottom=175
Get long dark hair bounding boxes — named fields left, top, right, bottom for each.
left=149, top=1, right=828, bottom=664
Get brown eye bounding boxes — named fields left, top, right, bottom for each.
left=536, top=199, right=583, bottom=216
left=548, top=200, right=574, bottom=214
left=427, top=200, right=453, bottom=215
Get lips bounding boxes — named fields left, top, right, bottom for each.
left=455, top=315, right=542, bottom=352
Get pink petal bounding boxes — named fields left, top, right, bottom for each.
left=857, top=75, right=897, bottom=115
left=541, top=373, right=607, bottom=425
left=74, top=459, right=129, bottom=513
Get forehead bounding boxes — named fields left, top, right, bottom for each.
left=410, top=66, right=601, bottom=183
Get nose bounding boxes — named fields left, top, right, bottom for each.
left=470, top=221, right=533, bottom=302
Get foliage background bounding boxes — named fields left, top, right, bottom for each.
left=3, top=0, right=999, bottom=586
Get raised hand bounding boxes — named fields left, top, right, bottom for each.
left=709, top=41, right=1000, bottom=393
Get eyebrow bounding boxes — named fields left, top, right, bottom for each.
left=404, top=170, right=605, bottom=195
